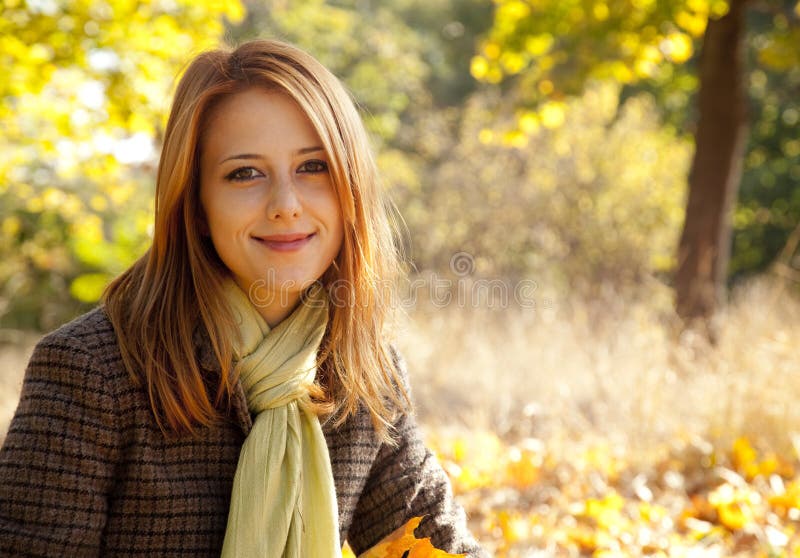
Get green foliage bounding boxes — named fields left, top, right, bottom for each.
left=470, top=0, right=729, bottom=120
left=731, top=6, right=800, bottom=278
left=0, top=0, right=244, bottom=329
left=394, top=83, right=690, bottom=294
left=474, top=0, right=800, bottom=286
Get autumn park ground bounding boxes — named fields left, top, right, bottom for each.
left=1, top=276, right=799, bottom=557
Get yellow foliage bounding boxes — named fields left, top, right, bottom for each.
left=70, top=273, right=112, bottom=303
left=496, top=0, right=532, bottom=26
left=583, top=492, right=626, bottom=530
left=707, top=483, right=762, bottom=531
left=732, top=436, right=795, bottom=480
left=539, top=101, right=566, bottom=129
left=504, top=447, right=541, bottom=489
left=769, top=479, right=800, bottom=518
left=89, top=195, right=109, bottom=212
left=758, top=31, right=800, bottom=72
left=518, top=112, right=540, bottom=134
left=599, top=60, right=635, bottom=83
left=593, top=3, right=610, bottom=22
left=483, top=42, right=501, bottom=60
left=428, top=431, right=506, bottom=492
left=566, top=524, right=602, bottom=553
left=485, top=68, right=504, bottom=84
left=500, top=51, right=527, bottom=74
left=580, top=444, right=624, bottom=481
left=524, top=34, right=554, bottom=57
left=0, top=1, right=241, bottom=322
left=661, top=32, right=694, bottom=63
left=639, top=45, right=663, bottom=65
left=538, top=79, right=554, bottom=95
left=504, top=130, right=529, bottom=149
left=732, top=437, right=759, bottom=476
left=675, top=10, right=708, bottom=37
left=634, top=59, right=657, bottom=79
left=478, top=129, right=495, bottom=144
left=469, top=56, right=489, bottom=80
left=710, top=0, right=730, bottom=17
left=2, top=216, right=21, bottom=237
left=492, top=511, right=532, bottom=545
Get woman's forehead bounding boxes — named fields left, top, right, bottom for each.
left=201, top=88, right=325, bottom=158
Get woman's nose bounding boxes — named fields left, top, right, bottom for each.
left=266, top=173, right=302, bottom=220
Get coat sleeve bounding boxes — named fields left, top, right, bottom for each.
left=0, top=331, right=122, bottom=557
left=345, top=348, right=488, bottom=557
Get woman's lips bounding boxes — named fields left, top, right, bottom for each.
left=252, top=232, right=314, bottom=252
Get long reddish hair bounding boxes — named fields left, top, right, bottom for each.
left=103, top=39, right=407, bottom=440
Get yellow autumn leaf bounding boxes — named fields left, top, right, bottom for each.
left=585, top=492, right=625, bottom=526
left=495, top=510, right=531, bottom=544
left=407, top=538, right=466, bottom=558
left=566, top=524, right=599, bottom=553
left=717, top=502, right=749, bottom=531
left=732, top=436, right=758, bottom=478
left=358, top=517, right=465, bottom=558
left=360, top=516, right=423, bottom=558
left=769, top=479, right=800, bottom=521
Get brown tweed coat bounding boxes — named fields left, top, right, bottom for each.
left=0, top=307, right=487, bottom=557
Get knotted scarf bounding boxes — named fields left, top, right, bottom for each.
left=220, top=278, right=341, bottom=558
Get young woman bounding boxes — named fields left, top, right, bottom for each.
left=0, top=40, right=486, bottom=557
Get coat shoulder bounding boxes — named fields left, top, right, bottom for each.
left=30, top=306, right=131, bottom=403
left=37, top=306, right=118, bottom=354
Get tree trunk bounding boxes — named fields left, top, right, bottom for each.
left=674, top=0, right=750, bottom=334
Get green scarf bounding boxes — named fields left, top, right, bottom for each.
left=220, top=278, right=341, bottom=558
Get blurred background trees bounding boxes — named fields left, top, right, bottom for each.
left=1, top=0, right=798, bottom=331
left=470, top=0, right=800, bottom=329
left=1, top=0, right=244, bottom=329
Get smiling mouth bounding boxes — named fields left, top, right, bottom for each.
left=252, top=233, right=315, bottom=252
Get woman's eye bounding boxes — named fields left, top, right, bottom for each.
left=298, top=160, right=328, bottom=174
left=225, top=167, right=262, bottom=182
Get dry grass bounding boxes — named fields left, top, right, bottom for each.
left=397, top=275, right=800, bottom=458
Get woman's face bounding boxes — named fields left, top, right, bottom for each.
left=199, top=87, right=344, bottom=326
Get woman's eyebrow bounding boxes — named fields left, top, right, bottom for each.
left=297, top=146, right=325, bottom=155
left=219, top=146, right=324, bottom=165
left=220, top=153, right=261, bottom=164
